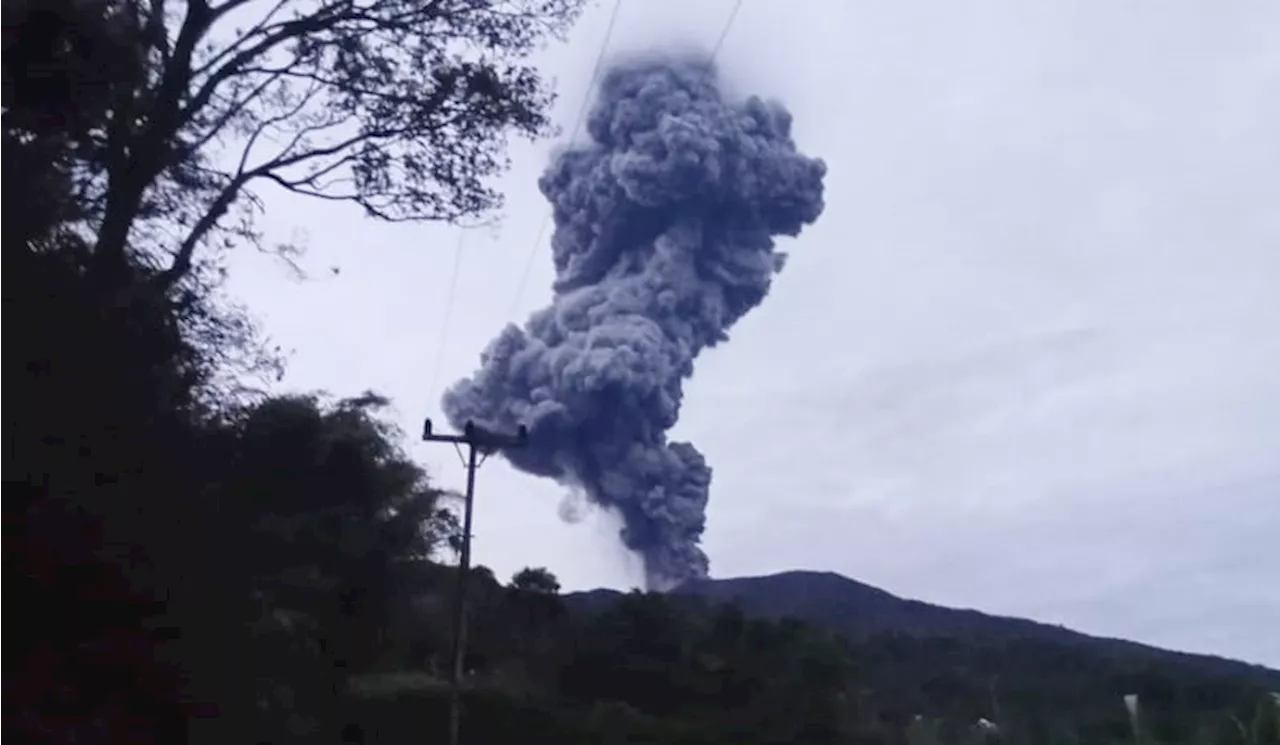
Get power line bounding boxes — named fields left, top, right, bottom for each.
left=430, top=0, right=626, bottom=402
left=428, top=227, right=467, bottom=400
left=708, top=0, right=745, bottom=62
left=505, top=217, right=549, bottom=322
left=506, top=0, right=622, bottom=320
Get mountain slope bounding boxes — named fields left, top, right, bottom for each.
left=567, top=570, right=1280, bottom=687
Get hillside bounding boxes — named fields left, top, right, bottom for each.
left=569, top=569, right=1280, bottom=689
left=697, top=571, right=1277, bottom=675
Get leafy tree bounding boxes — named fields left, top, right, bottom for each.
left=1, top=0, right=136, bottom=140
left=4, top=0, right=585, bottom=294
left=197, top=392, right=454, bottom=740
left=549, top=593, right=860, bottom=743
left=2, top=3, right=595, bottom=742
left=2, top=0, right=147, bottom=249
left=499, top=567, right=563, bottom=680
left=3, top=104, right=271, bottom=744
left=506, top=567, right=564, bottom=641
left=510, top=566, right=561, bottom=596
left=223, top=395, right=452, bottom=651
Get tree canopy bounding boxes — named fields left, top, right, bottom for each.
left=4, top=0, right=585, bottom=291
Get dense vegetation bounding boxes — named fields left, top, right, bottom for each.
left=4, top=1, right=1278, bottom=744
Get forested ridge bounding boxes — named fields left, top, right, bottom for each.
left=3, top=1, right=1277, bottom=743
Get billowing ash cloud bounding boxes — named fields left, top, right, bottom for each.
left=443, top=52, right=826, bottom=590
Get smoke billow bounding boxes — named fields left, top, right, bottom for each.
left=443, top=53, right=827, bottom=590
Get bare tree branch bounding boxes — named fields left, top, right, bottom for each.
left=154, top=171, right=250, bottom=288
left=235, top=75, right=328, bottom=175
left=183, top=2, right=354, bottom=119
left=182, top=53, right=301, bottom=156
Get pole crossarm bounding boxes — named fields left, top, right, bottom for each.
left=423, top=418, right=528, bottom=450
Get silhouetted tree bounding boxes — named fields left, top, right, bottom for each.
left=500, top=567, right=563, bottom=679
left=4, top=0, right=585, bottom=294
left=510, top=567, right=560, bottom=595
left=207, top=392, right=455, bottom=740
left=2, top=0, right=146, bottom=249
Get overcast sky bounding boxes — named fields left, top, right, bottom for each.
left=224, top=0, right=1280, bottom=667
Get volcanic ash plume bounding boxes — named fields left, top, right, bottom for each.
left=442, top=54, right=827, bottom=590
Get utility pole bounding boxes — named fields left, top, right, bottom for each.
left=422, top=418, right=527, bottom=745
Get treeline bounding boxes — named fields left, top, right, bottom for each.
left=340, top=573, right=1280, bottom=745
left=7, top=172, right=462, bottom=741
left=4, top=2, right=1278, bottom=744
left=3, top=0, right=580, bottom=742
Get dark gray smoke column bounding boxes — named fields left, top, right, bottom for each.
left=443, top=53, right=827, bottom=590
